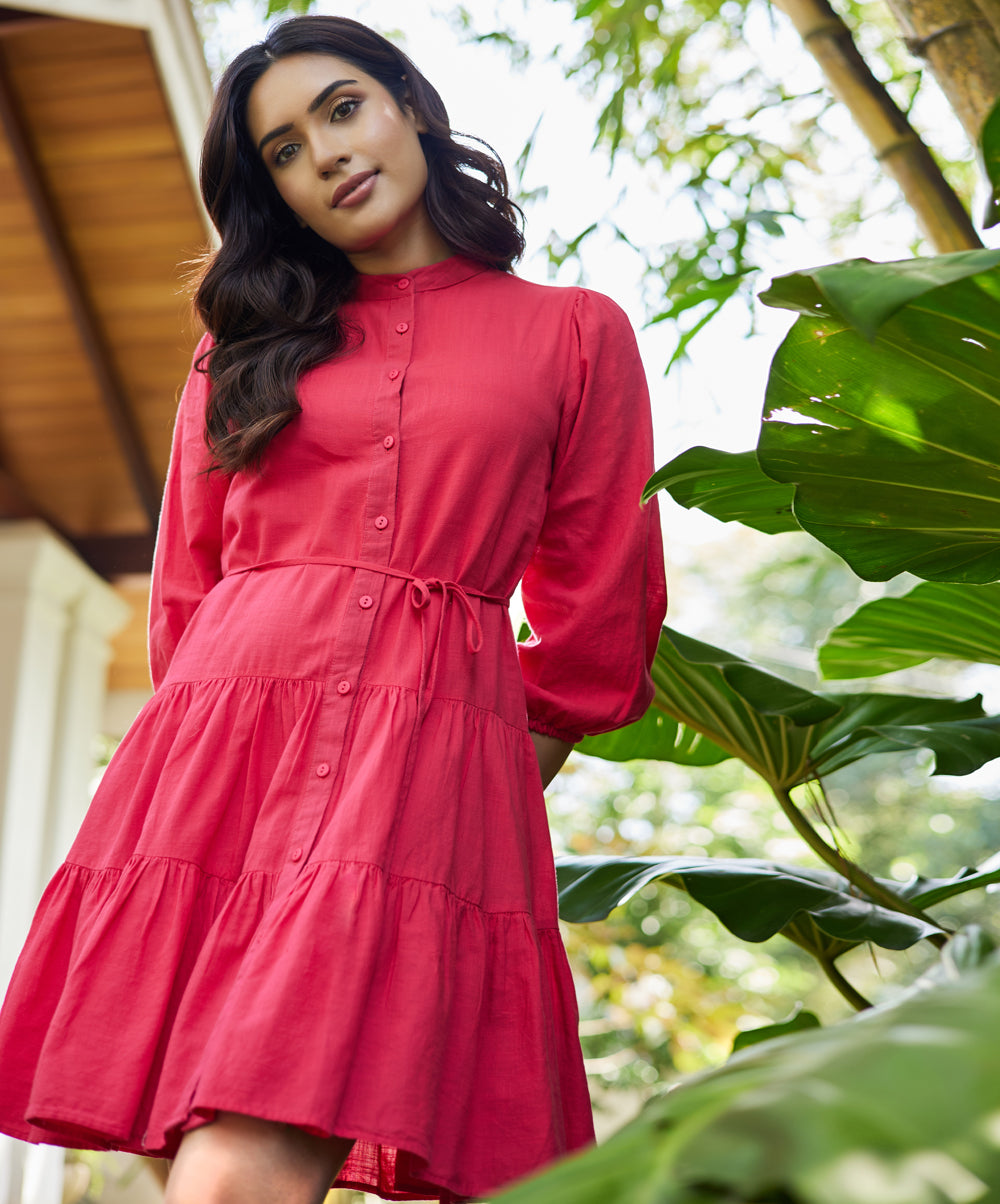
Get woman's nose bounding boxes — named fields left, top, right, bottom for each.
left=314, top=135, right=349, bottom=178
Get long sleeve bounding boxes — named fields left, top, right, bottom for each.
left=518, top=289, right=667, bottom=743
left=148, top=333, right=230, bottom=690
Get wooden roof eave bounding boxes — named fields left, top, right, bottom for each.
left=0, top=55, right=161, bottom=525
left=0, top=2, right=215, bottom=582
left=1, top=0, right=213, bottom=216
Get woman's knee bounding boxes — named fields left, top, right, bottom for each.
left=164, top=1112, right=354, bottom=1204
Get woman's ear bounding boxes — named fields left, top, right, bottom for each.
left=401, top=76, right=428, bottom=134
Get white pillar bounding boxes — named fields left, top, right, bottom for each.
left=18, top=1149, right=64, bottom=1204
left=0, top=521, right=131, bottom=1204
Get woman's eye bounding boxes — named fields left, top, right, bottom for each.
left=330, top=97, right=361, bottom=121
left=274, top=142, right=298, bottom=166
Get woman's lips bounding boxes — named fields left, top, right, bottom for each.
left=331, top=170, right=378, bottom=208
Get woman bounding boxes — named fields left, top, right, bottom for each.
left=0, top=15, right=665, bottom=1204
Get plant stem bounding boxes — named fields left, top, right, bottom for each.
left=771, top=784, right=945, bottom=942
left=819, top=956, right=873, bottom=1011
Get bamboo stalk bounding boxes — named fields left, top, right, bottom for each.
left=973, top=0, right=1000, bottom=48
left=773, top=0, right=982, bottom=251
left=886, top=0, right=1000, bottom=146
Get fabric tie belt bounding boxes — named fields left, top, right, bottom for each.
left=226, top=556, right=510, bottom=796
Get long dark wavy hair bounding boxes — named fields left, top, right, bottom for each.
left=195, top=15, right=524, bottom=474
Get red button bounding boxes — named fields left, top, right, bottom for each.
left=395, top=322, right=409, bottom=334
left=337, top=679, right=352, bottom=695
left=374, top=515, right=388, bottom=530
left=359, top=594, right=373, bottom=609
left=388, top=369, right=400, bottom=380
left=383, top=435, right=395, bottom=450
left=316, top=762, right=330, bottom=777
left=290, top=847, right=303, bottom=862
left=397, top=277, right=411, bottom=289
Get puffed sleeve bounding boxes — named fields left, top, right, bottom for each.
left=518, top=289, right=667, bottom=743
left=148, top=333, right=230, bottom=690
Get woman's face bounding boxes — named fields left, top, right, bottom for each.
left=246, top=53, right=452, bottom=275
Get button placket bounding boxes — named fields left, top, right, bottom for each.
left=278, top=283, right=413, bottom=891
left=363, top=285, right=410, bottom=555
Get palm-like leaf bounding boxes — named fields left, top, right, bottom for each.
left=584, top=629, right=1000, bottom=785
left=820, top=580, right=1000, bottom=678
left=643, top=446, right=799, bottom=534
left=555, top=854, right=942, bottom=947
left=757, top=253, right=1000, bottom=583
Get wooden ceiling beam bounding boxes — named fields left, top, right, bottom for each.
left=0, top=47, right=161, bottom=528
left=0, top=13, right=58, bottom=37
left=68, top=533, right=156, bottom=578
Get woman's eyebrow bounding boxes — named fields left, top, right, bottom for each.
left=257, top=78, right=359, bottom=155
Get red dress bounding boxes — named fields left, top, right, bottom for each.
left=0, top=256, right=665, bottom=1201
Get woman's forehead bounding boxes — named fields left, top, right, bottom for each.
left=247, top=53, right=371, bottom=134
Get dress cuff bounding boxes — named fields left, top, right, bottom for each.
left=527, top=717, right=582, bottom=745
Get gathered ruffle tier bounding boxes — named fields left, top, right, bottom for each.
left=0, top=674, right=593, bottom=1202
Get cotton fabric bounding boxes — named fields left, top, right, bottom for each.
left=0, top=256, right=666, bottom=1201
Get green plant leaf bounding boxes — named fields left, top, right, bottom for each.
left=645, top=630, right=995, bottom=787
left=808, top=691, right=988, bottom=776
left=761, top=250, right=1000, bottom=339
left=647, top=627, right=839, bottom=788
left=819, top=581, right=1000, bottom=678
left=938, top=925, right=998, bottom=974
left=851, top=716, right=1000, bottom=776
left=903, top=864, right=1000, bottom=909
left=891, top=928, right=1000, bottom=1009
left=731, top=1007, right=821, bottom=1053
left=264, top=0, right=313, bottom=13
left=643, top=446, right=800, bottom=534
left=779, top=913, right=857, bottom=965
left=555, top=854, right=942, bottom=947
left=665, top=629, right=839, bottom=724
left=981, top=98, right=1000, bottom=229
left=757, top=256, right=1000, bottom=583
left=577, top=705, right=731, bottom=766
left=495, top=956, right=1000, bottom=1204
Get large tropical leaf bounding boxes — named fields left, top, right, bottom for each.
left=759, top=250, right=1000, bottom=340
left=576, top=704, right=730, bottom=767
left=643, top=446, right=799, bottom=534
left=819, top=580, right=1000, bottom=678
left=758, top=253, right=1000, bottom=583
left=645, top=627, right=837, bottom=787
left=808, top=691, right=995, bottom=777
left=901, top=863, right=1000, bottom=909
left=495, top=957, right=1000, bottom=1204
left=632, top=629, right=999, bottom=786
left=660, top=628, right=838, bottom=724
left=839, top=717, right=1000, bottom=777
left=555, top=854, right=942, bottom=948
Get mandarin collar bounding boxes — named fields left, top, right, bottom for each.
left=351, top=254, right=490, bottom=301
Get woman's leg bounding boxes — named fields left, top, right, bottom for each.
left=164, top=1111, right=355, bottom=1204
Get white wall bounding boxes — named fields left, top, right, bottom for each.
left=0, top=521, right=131, bottom=1204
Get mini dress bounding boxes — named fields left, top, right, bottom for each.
left=0, top=255, right=666, bottom=1202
